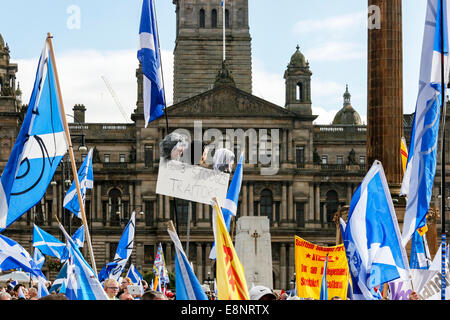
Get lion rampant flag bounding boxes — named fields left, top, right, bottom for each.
left=212, top=198, right=249, bottom=300
left=401, top=137, right=408, bottom=174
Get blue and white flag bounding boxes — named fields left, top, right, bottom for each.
left=320, top=254, right=329, bottom=300
left=37, top=276, right=49, bottom=298
left=49, top=261, right=68, bottom=293
left=0, top=234, right=44, bottom=278
left=401, top=0, right=450, bottom=245
left=64, top=254, right=78, bottom=300
left=98, top=212, right=135, bottom=282
left=209, top=152, right=244, bottom=260
left=168, top=228, right=208, bottom=300
left=343, top=160, right=411, bottom=300
left=33, top=224, right=67, bottom=260
left=72, top=225, right=85, bottom=249
left=33, top=247, right=45, bottom=270
left=138, top=0, right=165, bottom=127
left=410, top=230, right=431, bottom=270
left=63, top=148, right=93, bottom=219
left=126, top=263, right=144, bottom=294
left=58, top=222, right=108, bottom=300
left=0, top=39, right=68, bottom=231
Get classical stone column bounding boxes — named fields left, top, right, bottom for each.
left=281, top=183, right=287, bottom=222
left=309, top=183, right=314, bottom=222
left=288, top=182, right=294, bottom=221
left=96, top=184, right=101, bottom=221
left=158, top=194, right=164, bottom=220
left=196, top=243, right=203, bottom=283
left=281, top=129, right=287, bottom=162
left=288, top=244, right=295, bottom=286
left=367, top=0, right=403, bottom=190
left=242, top=183, right=248, bottom=216
left=287, top=131, right=293, bottom=162
left=166, top=243, right=173, bottom=272
left=164, top=196, right=170, bottom=220
left=347, top=184, right=353, bottom=205
left=280, top=244, right=287, bottom=289
left=315, top=184, right=320, bottom=222
left=249, top=183, right=254, bottom=216
left=197, top=202, right=203, bottom=221
left=323, top=203, right=328, bottom=225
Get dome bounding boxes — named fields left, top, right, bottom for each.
left=289, top=45, right=307, bottom=68
left=332, top=85, right=362, bottom=125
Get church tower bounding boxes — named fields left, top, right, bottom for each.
left=172, top=0, right=252, bottom=103
left=284, top=45, right=312, bottom=115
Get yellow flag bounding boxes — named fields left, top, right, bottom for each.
left=212, top=199, right=249, bottom=300
left=401, top=137, right=408, bottom=174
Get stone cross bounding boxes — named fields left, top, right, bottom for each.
left=251, top=230, right=260, bottom=255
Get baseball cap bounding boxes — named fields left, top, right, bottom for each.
left=249, top=286, right=276, bottom=300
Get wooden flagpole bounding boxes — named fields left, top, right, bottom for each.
left=46, top=33, right=97, bottom=274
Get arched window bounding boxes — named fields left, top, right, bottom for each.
left=325, top=190, right=339, bottom=223
left=296, top=82, right=303, bottom=101
left=225, top=9, right=230, bottom=28
left=199, top=9, right=205, bottom=28
left=109, top=188, right=122, bottom=226
left=260, top=189, right=273, bottom=224
left=211, top=9, right=218, bottom=28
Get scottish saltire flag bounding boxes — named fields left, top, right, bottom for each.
left=410, top=230, right=431, bottom=270
left=126, top=264, right=144, bottom=294
left=98, top=212, right=135, bottom=282
left=33, top=224, right=67, bottom=260
left=8, top=280, right=17, bottom=289
left=209, top=152, right=244, bottom=260
left=168, top=228, right=208, bottom=300
left=63, top=148, right=93, bottom=219
left=343, top=161, right=411, bottom=300
left=64, top=254, right=78, bottom=300
left=0, top=234, right=44, bottom=278
left=33, top=247, right=45, bottom=270
left=37, top=276, right=49, bottom=298
left=401, top=0, right=450, bottom=246
left=320, top=255, right=329, bottom=300
left=49, top=261, right=68, bottom=293
left=72, top=225, right=85, bottom=249
left=59, top=222, right=108, bottom=300
left=0, top=39, right=68, bottom=231
left=138, top=0, right=165, bottom=127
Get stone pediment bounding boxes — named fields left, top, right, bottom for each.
left=167, top=84, right=301, bottom=119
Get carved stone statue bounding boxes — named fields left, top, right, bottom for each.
left=347, top=148, right=357, bottom=165
left=313, top=148, right=321, bottom=164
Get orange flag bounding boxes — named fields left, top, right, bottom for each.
left=212, top=198, right=249, bottom=300
left=401, top=137, right=408, bottom=174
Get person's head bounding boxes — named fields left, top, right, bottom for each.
left=119, top=292, right=134, bottom=300
left=141, top=280, right=148, bottom=291
left=331, top=296, right=342, bottom=300
left=39, top=293, right=68, bottom=300
left=248, top=286, right=276, bottom=301
left=142, top=290, right=168, bottom=300
left=28, top=287, right=38, bottom=300
left=120, top=277, right=132, bottom=290
left=0, top=292, right=11, bottom=300
left=104, top=278, right=120, bottom=299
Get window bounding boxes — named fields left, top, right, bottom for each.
left=260, top=189, right=273, bottom=224
left=225, top=9, right=230, bottom=28
left=296, top=202, right=305, bottom=227
left=144, top=245, right=154, bottom=265
left=296, top=82, right=303, bottom=101
left=104, top=154, right=110, bottom=163
left=108, top=188, right=122, bottom=226
left=337, top=155, right=343, bottom=164
left=145, top=200, right=154, bottom=226
left=199, top=9, right=205, bottom=28
left=145, top=145, right=153, bottom=167
left=120, top=154, right=126, bottom=163
left=321, top=155, right=328, bottom=164
left=211, top=9, right=217, bottom=28
left=359, top=156, right=365, bottom=164
left=325, top=190, right=339, bottom=224
left=296, top=146, right=305, bottom=168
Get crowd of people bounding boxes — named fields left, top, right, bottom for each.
left=0, top=276, right=421, bottom=300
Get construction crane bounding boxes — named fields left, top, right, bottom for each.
left=101, top=75, right=129, bottom=122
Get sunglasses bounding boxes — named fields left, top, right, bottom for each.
left=107, top=287, right=119, bottom=290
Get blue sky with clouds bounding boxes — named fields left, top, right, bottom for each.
left=0, top=0, right=427, bottom=124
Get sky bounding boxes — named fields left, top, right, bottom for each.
left=0, top=0, right=427, bottom=124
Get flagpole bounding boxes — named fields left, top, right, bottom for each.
left=46, top=33, right=97, bottom=275
left=440, top=0, right=447, bottom=301
left=222, top=0, right=226, bottom=62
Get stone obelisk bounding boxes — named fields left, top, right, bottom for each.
left=367, top=0, right=403, bottom=193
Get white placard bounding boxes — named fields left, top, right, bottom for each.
left=156, top=159, right=230, bottom=205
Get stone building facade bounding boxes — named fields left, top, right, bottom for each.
left=0, top=1, right=447, bottom=290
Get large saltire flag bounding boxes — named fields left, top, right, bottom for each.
left=33, top=247, right=45, bottom=270
left=58, top=222, right=108, bottom=300
left=0, top=234, right=45, bottom=279
left=32, top=224, right=67, bottom=260
left=98, top=212, right=135, bottom=282
left=401, top=0, right=450, bottom=246
left=168, top=224, right=208, bottom=300
left=71, top=225, right=85, bottom=249
left=0, top=38, right=68, bottom=231
left=63, top=148, right=93, bottom=219
left=343, top=160, right=411, bottom=300
left=212, top=198, right=249, bottom=300
left=138, top=0, right=165, bottom=127
left=209, top=152, right=244, bottom=260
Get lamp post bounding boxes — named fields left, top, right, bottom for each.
left=204, top=271, right=214, bottom=293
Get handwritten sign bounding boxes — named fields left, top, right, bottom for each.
left=156, top=159, right=230, bottom=205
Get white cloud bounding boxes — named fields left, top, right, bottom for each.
left=293, top=11, right=366, bottom=35
left=252, top=59, right=284, bottom=106
left=305, top=41, right=365, bottom=62
left=15, top=48, right=174, bottom=123
left=312, top=106, right=339, bottom=125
